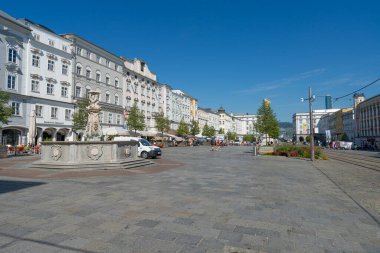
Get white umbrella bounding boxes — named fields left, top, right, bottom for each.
left=27, top=110, right=36, bottom=145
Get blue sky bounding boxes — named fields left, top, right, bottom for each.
left=2, top=0, right=380, bottom=122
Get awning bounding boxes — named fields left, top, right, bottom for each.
left=102, top=127, right=130, bottom=136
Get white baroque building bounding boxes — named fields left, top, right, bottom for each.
left=171, top=90, right=191, bottom=130
left=197, top=107, right=220, bottom=134
left=21, top=19, right=75, bottom=142
left=231, top=113, right=258, bottom=135
left=293, top=109, right=339, bottom=142
left=124, top=58, right=160, bottom=132
left=0, top=11, right=31, bottom=145
left=217, top=106, right=233, bottom=133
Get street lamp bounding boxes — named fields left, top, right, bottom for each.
left=301, top=87, right=315, bottom=161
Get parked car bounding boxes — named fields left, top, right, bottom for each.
left=113, top=137, right=161, bottom=159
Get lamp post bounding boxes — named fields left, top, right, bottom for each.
left=301, top=87, right=315, bottom=161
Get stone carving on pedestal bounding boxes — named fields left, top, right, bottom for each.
left=50, top=145, right=62, bottom=161
left=125, top=146, right=132, bottom=158
left=86, top=91, right=102, bottom=138
left=86, top=145, right=103, bottom=160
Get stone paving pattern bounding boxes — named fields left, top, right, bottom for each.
left=0, top=146, right=379, bottom=252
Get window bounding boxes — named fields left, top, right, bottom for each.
left=115, top=78, right=119, bottom=87
left=106, top=75, right=110, bottom=84
left=65, top=109, right=71, bottom=120
left=51, top=107, right=58, bottom=118
left=140, top=62, right=145, bottom=72
left=86, top=51, right=91, bottom=58
left=48, top=60, right=54, bottom=71
left=76, top=47, right=82, bottom=55
left=116, top=115, right=121, bottom=125
left=115, top=95, right=119, bottom=105
left=115, top=64, right=118, bottom=71
left=48, top=39, right=54, bottom=47
left=106, top=60, right=110, bottom=67
left=99, top=112, right=103, bottom=123
left=62, top=45, right=67, bottom=52
left=108, top=113, right=113, bottom=124
left=35, top=105, right=43, bottom=117
left=33, top=33, right=40, bottom=41
left=75, top=86, right=81, bottom=97
left=76, top=65, right=82, bottom=75
left=86, top=88, right=91, bottom=98
left=8, top=48, right=17, bottom=63
left=11, top=102, right=20, bottom=116
left=61, top=86, right=68, bottom=97
left=7, top=75, right=16, bottom=89
left=31, top=80, right=39, bottom=92
left=47, top=83, right=54, bottom=95
left=96, top=72, right=101, bottom=82
left=106, top=93, right=110, bottom=103
left=62, top=64, right=68, bottom=75
left=96, top=56, right=100, bottom=63
left=32, top=55, right=40, bottom=67
left=86, top=69, right=91, bottom=78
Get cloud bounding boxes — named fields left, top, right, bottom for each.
left=234, top=68, right=326, bottom=94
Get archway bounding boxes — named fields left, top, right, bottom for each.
left=2, top=129, right=21, bottom=146
left=42, top=128, right=56, bottom=141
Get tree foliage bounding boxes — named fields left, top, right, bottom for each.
left=243, top=134, right=256, bottom=142
left=190, top=120, right=200, bottom=136
left=227, top=131, right=237, bottom=141
left=126, top=103, right=145, bottom=133
left=218, top=128, right=225, bottom=134
left=155, top=112, right=170, bottom=136
left=0, top=90, right=12, bottom=125
left=203, top=124, right=216, bottom=137
left=72, top=99, right=89, bottom=132
left=177, top=118, right=189, bottom=137
left=255, top=99, right=280, bottom=140
left=202, top=123, right=210, bottom=137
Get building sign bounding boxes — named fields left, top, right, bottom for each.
left=44, top=121, right=64, bottom=125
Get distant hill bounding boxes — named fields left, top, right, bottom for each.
left=279, top=122, right=292, bottom=128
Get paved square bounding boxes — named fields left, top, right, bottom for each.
left=0, top=146, right=379, bottom=252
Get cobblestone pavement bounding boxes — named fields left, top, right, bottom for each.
left=0, top=146, right=379, bottom=253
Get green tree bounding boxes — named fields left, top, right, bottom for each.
left=243, top=134, right=256, bottom=142
left=0, top=90, right=12, bottom=124
left=177, top=118, right=189, bottom=137
left=202, top=123, right=210, bottom=137
left=306, top=135, right=310, bottom=143
left=72, top=99, right=89, bottom=132
left=255, top=99, right=280, bottom=143
left=155, top=112, right=170, bottom=141
left=218, top=128, right=225, bottom=134
left=126, top=103, right=145, bottom=133
left=190, top=120, right=200, bottom=136
left=209, top=126, right=216, bottom=137
left=227, top=131, right=237, bottom=141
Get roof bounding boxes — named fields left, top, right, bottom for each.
left=0, top=10, right=31, bottom=31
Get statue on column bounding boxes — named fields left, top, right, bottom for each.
left=86, top=91, right=102, bottom=138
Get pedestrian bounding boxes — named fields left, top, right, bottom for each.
left=211, top=137, right=216, bottom=151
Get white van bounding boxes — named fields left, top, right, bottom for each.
left=113, top=137, right=161, bottom=159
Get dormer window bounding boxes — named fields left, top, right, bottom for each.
left=48, top=39, right=54, bottom=47
left=140, top=62, right=145, bottom=72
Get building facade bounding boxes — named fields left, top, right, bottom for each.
left=62, top=34, right=125, bottom=134
left=355, top=93, right=380, bottom=149
left=22, top=19, right=75, bottom=142
left=124, top=58, right=159, bottom=132
left=217, top=106, right=233, bottom=133
left=293, top=109, right=339, bottom=142
left=231, top=113, right=257, bottom=135
left=0, top=11, right=31, bottom=145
